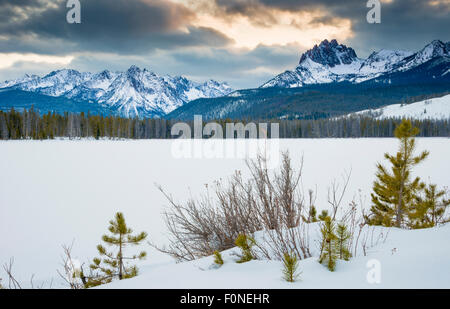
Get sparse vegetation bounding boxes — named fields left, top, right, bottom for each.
left=213, top=251, right=224, bottom=266
left=86, top=212, right=147, bottom=288
left=282, top=252, right=301, bottom=283
left=367, top=119, right=449, bottom=229
left=235, top=234, right=256, bottom=264
left=409, top=184, right=450, bottom=228
left=318, top=217, right=338, bottom=271
left=153, top=152, right=311, bottom=262
left=336, top=223, right=352, bottom=261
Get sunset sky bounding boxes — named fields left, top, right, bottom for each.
left=0, top=0, right=449, bottom=88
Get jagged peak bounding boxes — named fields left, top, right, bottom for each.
left=299, top=39, right=358, bottom=67
left=418, top=40, right=448, bottom=55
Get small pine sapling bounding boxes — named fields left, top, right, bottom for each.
left=282, top=252, right=301, bottom=283
left=213, top=250, right=224, bottom=266
left=368, top=119, right=429, bottom=228
left=409, top=184, right=450, bottom=229
left=303, top=205, right=318, bottom=223
left=235, top=234, right=256, bottom=263
left=86, top=212, right=147, bottom=287
left=336, top=223, right=352, bottom=261
left=318, top=210, right=329, bottom=221
left=318, top=217, right=338, bottom=271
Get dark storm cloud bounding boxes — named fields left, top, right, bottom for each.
left=0, top=0, right=232, bottom=54
left=212, top=0, right=450, bottom=56
left=0, top=0, right=449, bottom=89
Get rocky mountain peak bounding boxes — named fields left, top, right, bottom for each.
left=299, top=39, right=358, bottom=67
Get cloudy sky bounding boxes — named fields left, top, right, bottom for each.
left=0, top=0, right=449, bottom=88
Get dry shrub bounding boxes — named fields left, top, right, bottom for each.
left=153, top=152, right=376, bottom=263
left=153, top=152, right=311, bottom=262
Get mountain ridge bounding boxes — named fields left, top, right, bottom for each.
left=261, top=39, right=450, bottom=88
left=0, top=65, right=233, bottom=118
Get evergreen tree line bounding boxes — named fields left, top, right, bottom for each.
left=1, top=108, right=449, bottom=140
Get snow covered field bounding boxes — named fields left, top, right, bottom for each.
left=0, top=138, right=449, bottom=288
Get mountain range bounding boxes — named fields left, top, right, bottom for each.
left=169, top=39, right=450, bottom=120
left=1, top=39, right=449, bottom=120
left=0, top=65, right=232, bottom=118
left=261, top=39, right=450, bottom=88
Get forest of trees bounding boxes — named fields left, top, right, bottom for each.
left=0, top=107, right=449, bottom=140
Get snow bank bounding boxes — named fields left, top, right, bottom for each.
left=100, top=223, right=450, bottom=289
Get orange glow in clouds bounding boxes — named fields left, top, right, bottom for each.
left=173, top=0, right=354, bottom=50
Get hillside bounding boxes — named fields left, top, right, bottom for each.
left=167, top=83, right=450, bottom=120
left=352, top=94, right=450, bottom=120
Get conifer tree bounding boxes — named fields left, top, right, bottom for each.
left=282, top=252, right=301, bottom=282
left=318, top=217, right=338, bottom=271
left=335, top=223, right=352, bottom=261
left=86, top=212, right=147, bottom=287
left=235, top=234, right=256, bottom=263
left=409, top=184, right=450, bottom=229
left=213, top=250, right=224, bottom=266
left=318, top=210, right=329, bottom=221
left=368, top=119, right=429, bottom=228
left=303, top=205, right=319, bottom=223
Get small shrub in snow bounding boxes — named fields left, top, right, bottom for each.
left=213, top=251, right=224, bottom=266
left=155, top=152, right=311, bottom=262
left=235, top=234, right=256, bottom=264
left=86, top=212, right=147, bottom=288
left=409, top=184, right=450, bottom=229
left=318, top=217, right=338, bottom=271
left=282, top=252, right=301, bottom=282
left=318, top=210, right=329, bottom=221
left=336, top=223, right=352, bottom=261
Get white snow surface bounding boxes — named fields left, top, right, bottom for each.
left=0, top=139, right=449, bottom=288
left=353, top=94, right=450, bottom=120
left=101, top=223, right=450, bottom=289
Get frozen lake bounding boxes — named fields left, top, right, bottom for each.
left=0, top=138, right=449, bottom=286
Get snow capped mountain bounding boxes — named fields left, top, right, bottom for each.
left=0, top=65, right=232, bottom=118
left=299, top=39, right=358, bottom=67
left=350, top=94, right=450, bottom=120
left=261, top=39, right=449, bottom=88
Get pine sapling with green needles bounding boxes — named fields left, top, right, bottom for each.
left=409, top=184, right=450, bottom=229
left=282, top=252, right=301, bottom=282
left=86, top=212, right=147, bottom=288
left=235, top=234, right=256, bottom=264
left=213, top=250, right=224, bottom=266
left=336, top=223, right=352, bottom=261
left=318, top=217, right=338, bottom=271
left=368, top=119, right=429, bottom=228
left=318, top=210, right=329, bottom=221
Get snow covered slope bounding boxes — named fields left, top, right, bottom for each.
left=353, top=94, right=450, bottom=120
left=1, top=139, right=448, bottom=287
left=261, top=39, right=449, bottom=88
left=0, top=66, right=233, bottom=118
left=100, top=223, right=450, bottom=289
